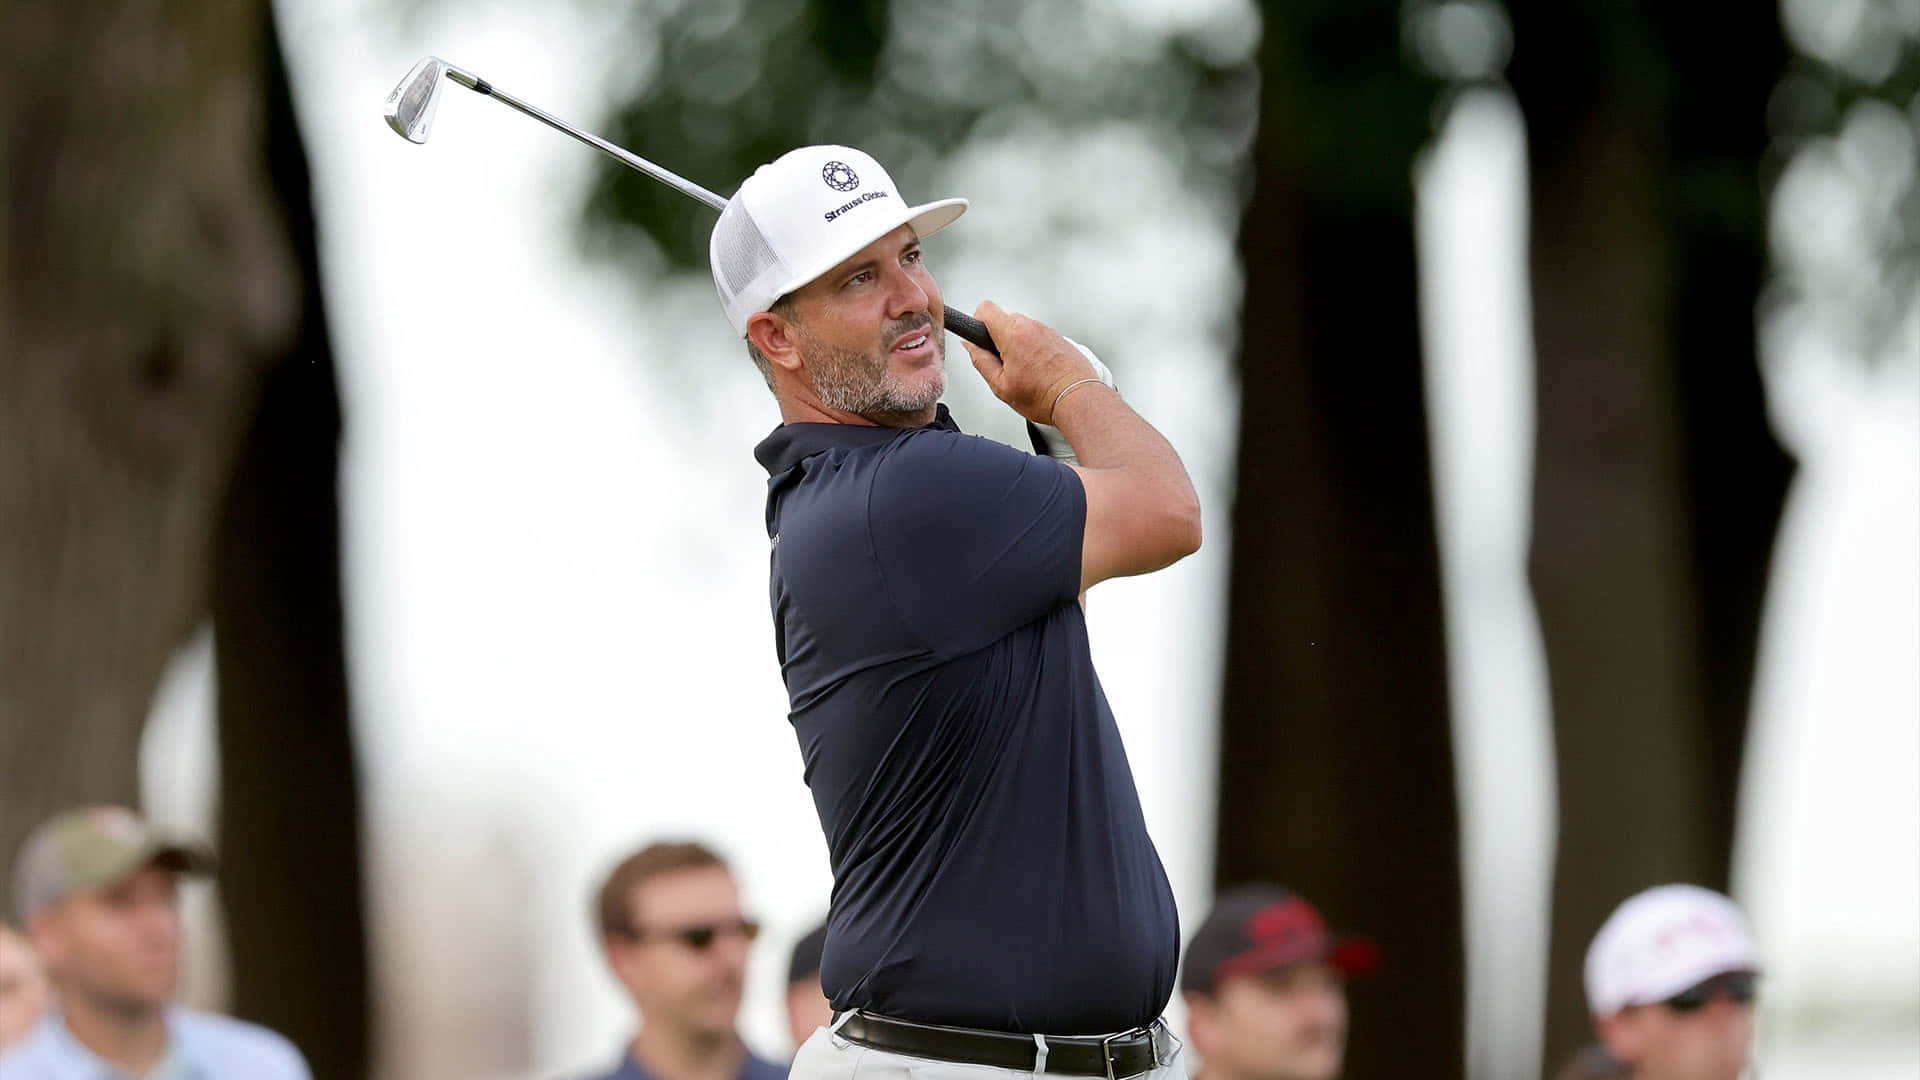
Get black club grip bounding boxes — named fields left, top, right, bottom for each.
left=942, top=306, right=997, bottom=355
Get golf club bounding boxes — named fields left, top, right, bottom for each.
left=382, top=56, right=997, bottom=354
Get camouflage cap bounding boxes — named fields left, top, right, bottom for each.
left=11, top=806, right=215, bottom=923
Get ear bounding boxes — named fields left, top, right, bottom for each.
left=747, top=309, right=803, bottom=373
left=603, top=934, right=642, bottom=988
left=1182, top=990, right=1218, bottom=1055
left=1593, top=1009, right=1642, bottom=1065
left=26, top=907, right=65, bottom=966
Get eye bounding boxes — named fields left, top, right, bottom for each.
left=903, top=248, right=922, bottom=265
left=845, top=270, right=873, bottom=288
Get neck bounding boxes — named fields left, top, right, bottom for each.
left=777, top=395, right=936, bottom=429
left=631, top=1022, right=746, bottom=1080
left=59, top=987, right=169, bottom=1075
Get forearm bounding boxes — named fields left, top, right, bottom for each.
left=1053, top=385, right=1202, bottom=562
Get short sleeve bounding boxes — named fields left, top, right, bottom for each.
left=867, top=430, right=1085, bottom=657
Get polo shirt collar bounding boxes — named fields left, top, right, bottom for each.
left=755, top=404, right=961, bottom=476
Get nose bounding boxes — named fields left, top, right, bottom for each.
left=711, top=937, right=751, bottom=977
left=1310, top=985, right=1347, bottom=1026
left=883, top=264, right=931, bottom=321
left=134, top=898, right=179, bottom=946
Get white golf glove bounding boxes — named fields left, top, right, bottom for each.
left=1027, top=338, right=1113, bottom=466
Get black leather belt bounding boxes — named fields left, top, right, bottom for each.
left=832, top=1011, right=1172, bottom=1079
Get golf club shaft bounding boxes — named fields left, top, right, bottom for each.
left=444, top=67, right=728, bottom=211
left=443, top=65, right=998, bottom=355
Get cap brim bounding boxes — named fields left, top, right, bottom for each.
left=1327, top=935, right=1381, bottom=978
left=150, top=842, right=217, bottom=877
left=767, top=197, right=968, bottom=307
left=94, top=841, right=217, bottom=890
left=1609, top=960, right=1763, bottom=1012
left=1214, top=931, right=1382, bottom=986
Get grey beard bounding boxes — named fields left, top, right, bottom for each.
left=804, top=331, right=945, bottom=418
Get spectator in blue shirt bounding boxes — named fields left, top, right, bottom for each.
left=0, top=806, right=310, bottom=1078
left=719, top=144, right=1200, bottom=1080
left=576, top=842, right=786, bottom=1080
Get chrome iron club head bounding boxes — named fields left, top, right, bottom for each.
left=382, top=56, right=447, bottom=142
left=382, top=56, right=726, bottom=209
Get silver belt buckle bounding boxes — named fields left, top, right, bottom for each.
left=1101, top=1025, right=1157, bottom=1080
left=1099, top=1031, right=1122, bottom=1080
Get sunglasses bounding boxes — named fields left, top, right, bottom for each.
left=1664, top=971, right=1758, bottom=1013
left=627, top=918, right=762, bottom=950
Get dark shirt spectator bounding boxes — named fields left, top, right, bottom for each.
left=576, top=842, right=787, bottom=1080
left=1180, top=885, right=1379, bottom=1080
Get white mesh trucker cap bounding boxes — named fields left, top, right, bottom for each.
left=1584, top=884, right=1761, bottom=1016
left=709, top=145, right=967, bottom=336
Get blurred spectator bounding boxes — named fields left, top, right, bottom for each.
left=1563, top=885, right=1761, bottom=1080
left=0, top=921, right=50, bottom=1051
left=1179, top=885, right=1379, bottom=1080
left=582, top=841, right=787, bottom=1080
left=0, top=806, right=310, bottom=1078
left=784, top=920, right=831, bottom=1052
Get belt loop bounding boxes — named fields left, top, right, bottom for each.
left=1031, top=1034, right=1049, bottom=1076
left=1151, top=1020, right=1182, bottom=1068
left=829, top=1010, right=857, bottom=1050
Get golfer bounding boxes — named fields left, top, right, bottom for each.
left=716, top=144, right=1200, bottom=1080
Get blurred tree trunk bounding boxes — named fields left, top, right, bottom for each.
left=210, top=16, right=370, bottom=1079
left=1505, top=2, right=1791, bottom=1063
left=1215, top=4, right=1463, bottom=1078
left=0, top=0, right=293, bottom=898
left=0, top=3, right=369, bottom=1070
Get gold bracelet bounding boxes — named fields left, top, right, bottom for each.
left=1048, top=378, right=1106, bottom=423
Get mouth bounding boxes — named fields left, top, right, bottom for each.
left=889, top=327, right=935, bottom=358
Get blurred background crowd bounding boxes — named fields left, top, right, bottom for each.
left=0, top=0, right=1914, bottom=1077
left=0, top=811, right=1787, bottom=1080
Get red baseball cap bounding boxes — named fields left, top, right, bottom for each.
left=1180, top=885, right=1380, bottom=994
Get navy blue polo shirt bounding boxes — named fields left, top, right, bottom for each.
left=754, top=405, right=1178, bottom=1036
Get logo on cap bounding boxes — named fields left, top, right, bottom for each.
left=822, top=161, right=860, bottom=192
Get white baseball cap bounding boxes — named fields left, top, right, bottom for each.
left=1584, top=884, right=1761, bottom=1016
left=709, top=144, right=967, bottom=336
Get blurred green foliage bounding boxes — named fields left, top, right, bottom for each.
left=1767, top=0, right=1919, bottom=370
left=577, top=0, right=1262, bottom=271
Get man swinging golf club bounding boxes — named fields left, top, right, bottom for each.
left=725, top=144, right=1200, bottom=1080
